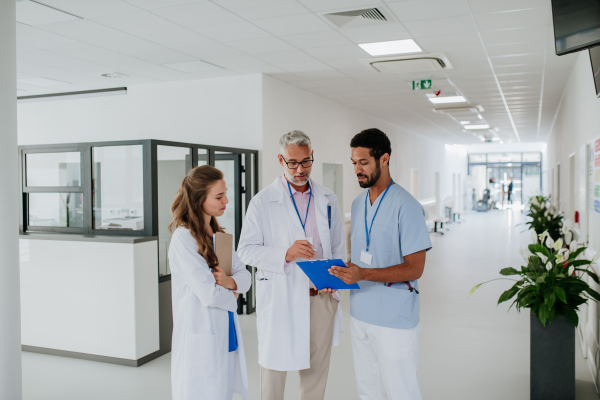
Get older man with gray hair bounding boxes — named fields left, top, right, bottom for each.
left=238, top=130, right=346, bottom=400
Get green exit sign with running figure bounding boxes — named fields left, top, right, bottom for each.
left=412, top=80, right=432, bottom=90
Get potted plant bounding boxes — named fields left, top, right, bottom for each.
left=470, top=195, right=599, bottom=400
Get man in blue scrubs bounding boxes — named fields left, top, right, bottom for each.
left=330, top=128, right=431, bottom=400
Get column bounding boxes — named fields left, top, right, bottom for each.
left=0, top=0, right=22, bottom=399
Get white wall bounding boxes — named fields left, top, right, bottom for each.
left=546, top=51, right=600, bottom=251
left=17, top=74, right=263, bottom=149
left=261, top=75, right=467, bottom=216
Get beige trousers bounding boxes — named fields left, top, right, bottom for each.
left=260, top=293, right=338, bottom=400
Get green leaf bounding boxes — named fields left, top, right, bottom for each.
left=529, top=244, right=551, bottom=257
left=582, top=269, right=600, bottom=284
left=544, top=289, right=556, bottom=309
left=569, top=247, right=587, bottom=260
left=585, top=287, right=600, bottom=302
left=468, top=284, right=482, bottom=297
left=538, top=304, right=549, bottom=326
left=500, top=267, right=521, bottom=276
left=554, top=287, right=567, bottom=304
left=563, top=307, right=579, bottom=327
left=498, top=286, right=520, bottom=305
left=569, top=260, right=593, bottom=268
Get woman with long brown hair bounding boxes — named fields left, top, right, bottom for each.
left=168, top=165, right=250, bottom=400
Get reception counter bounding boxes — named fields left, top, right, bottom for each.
left=19, top=234, right=167, bottom=367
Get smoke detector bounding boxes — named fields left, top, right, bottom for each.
left=101, top=72, right=128, bottom=79
left=322, top=6, right=396, bottom=29
left=361, top=52, right=452, bottom=74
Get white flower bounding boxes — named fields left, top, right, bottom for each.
left=548, top=215, right=551, bottom=221
left=545, top=210, right=549, bottom=217
left=563, top=218, right=572, bottom=234
left=519, top=246, right=524, bottom=257
left=546, top=236, right=555, bottom=249
left=554, top=238, right=563, bottom=251
left=530, top=230, right=538, bottom=244
left=536, top=252, right=548, bottom=264
left=541, top=201, right=546, bottom=208
left=556, top=254, right=566, bottom=264
left=568, top=266, right=574, bottom=275
left=565, top=231, right=573, bottom=245
left=592, top=253, right=599, bottom=264
left=546, top=262, right=552, bottom=271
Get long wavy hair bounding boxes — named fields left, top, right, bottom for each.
left=169, top=165, right=224, bottom=267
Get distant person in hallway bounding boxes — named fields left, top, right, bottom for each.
left=168, top=166, right=251, bottom=400
left=507, top=177, right=514, bottom=205
left=330, top=128, right=432, bottom=400
left=237, top=130, right=346, bottom=400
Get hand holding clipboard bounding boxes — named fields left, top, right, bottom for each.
left=296, top=259, right=360, bottom=290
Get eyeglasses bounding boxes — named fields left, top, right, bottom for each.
left=281, top=156, right=314, bottom=169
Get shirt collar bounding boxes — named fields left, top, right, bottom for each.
left=280, top=175, right=312, bottom=196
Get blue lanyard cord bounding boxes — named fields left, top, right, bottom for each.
left=364, top=179, right=394, bottom=251
left=287, top=180, right=312, bottom=232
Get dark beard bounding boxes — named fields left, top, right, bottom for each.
left=358, top=162, right=381, bottom=188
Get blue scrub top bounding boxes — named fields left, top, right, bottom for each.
left=350, top=183, right=432, bottom=329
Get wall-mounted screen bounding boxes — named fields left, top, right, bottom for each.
left=552, top=0, right=600, bottom=55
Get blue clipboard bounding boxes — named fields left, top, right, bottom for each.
left=296, top=259, right=360, bottom=290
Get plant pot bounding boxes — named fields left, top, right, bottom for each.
left=530, top=313, right=575, bottom=400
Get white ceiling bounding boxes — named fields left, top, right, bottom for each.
left=14, top=0, right=579, bottom=144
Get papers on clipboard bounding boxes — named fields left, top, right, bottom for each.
left=296, top=259, right=360, bottom=290
left=213, top=232, right=233, bottom=276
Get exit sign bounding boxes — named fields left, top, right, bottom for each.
left=412, top=80, right=432, bottom=90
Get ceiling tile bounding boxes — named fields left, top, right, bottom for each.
left=480, top=26, right=549, bottom=46
left=34, top=0, right=140, bottom=18
left=162, top=60, right=221, bottom=72
left=134, top=28, right=214, bottom=49
left=92, top=11, right=182, bottom=35
left=122, top=0, right=209, bottom=10
left=467, top=0, right=549, bottom=14
left=252, top=13, right=332, bottom=36
left=296, top=0, right=378, bottom=12
left=280, top=30, right=351, bottom=49
left=130, top=47, right=197, bottom=64
left=485, top=41, right=546, bottom=57
left=193, top=21, right=271, bottom=42
left=387, top=0, right=470, bottom=22
left=475, top=8, right=551, bottom=32
left=233, top=64, right=285, bottom=74
left=404, top=15, right=477, bottom=38
left=490, top=54, right=545, bottom=67
left=226, top=37, right=295, bottom=54
left=175, top=41, right=245, bottom=58
left=304, top=44, right=368, bottom=60
left=254, top=49, right=315, bottom=64
left=152, top=2, right=242, bottom=28
left=17, top=23, right=78, bottom=47
left=203, top=54, right=267, bottom=69
left=416, top=32, right=482, bottom=52
left=212, top=0, right=307, bottom=20
left=340, top=24, right=413, bottom=44
left=39, top=19, right=130, bottom=49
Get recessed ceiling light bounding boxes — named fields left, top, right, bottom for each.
left=460, top=121, right=470, bottom=125
left=478, top=114, right=483, bottom=120
left=358, top=39, right=422, bottom=56
left=464, top=124, right=491, bottom=130
left=428, top=96, right=466, bottom=104
left=101, top=72, right=128, bottom=78
left=17, top=77, right=70, bottom=87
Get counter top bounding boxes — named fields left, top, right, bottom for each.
left=19, top=233, right=158, bottom=244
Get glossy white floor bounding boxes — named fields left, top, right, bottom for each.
left=22, top=210, right=599, bottom=400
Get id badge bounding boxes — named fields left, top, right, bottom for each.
left=360, top=250, right=373, bottom=265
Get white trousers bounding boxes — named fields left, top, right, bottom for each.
left=351, top=317, right=421, bottom=400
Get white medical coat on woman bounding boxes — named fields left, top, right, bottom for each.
left=237, top=177, right=347, bottom=371
left=169, top=227, right=251, bottom=400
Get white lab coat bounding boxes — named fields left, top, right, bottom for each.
left=237, top=177, right=347, bottom=371
left=169, top=227, right=251, bottom=400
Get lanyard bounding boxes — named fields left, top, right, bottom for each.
left=287, top=180, right=312, bottom=232
left=364, top=179, right=394, bottom=251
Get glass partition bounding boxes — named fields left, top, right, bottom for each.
left=157, top=145, right=191, bottom=276
left=214, top=151, right=239, bottom=241
left=92, top=145, right=144, bottom=231
left=523, top=153, right=542, bottom=162
left=487, top=153, right=522, bottom=163
left=26, top=152, right=81, bottom=187
left=198, top=148, right=208, bottom=166
left=28, top=193, right=83, bottom=227
left=469, top=154, right=486, bottom=163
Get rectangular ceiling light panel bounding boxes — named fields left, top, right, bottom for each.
left=464, top=124, right=491, bottom=130
left=16, top=1, right=81, bottom=26
left=428, top=96, right=466, bottom=104
left=359, top=39, right=422, bottom=56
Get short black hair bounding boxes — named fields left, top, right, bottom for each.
left=350, top=128, right=392, bottom=160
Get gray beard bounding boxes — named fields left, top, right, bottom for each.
left=284, top=170, right=310, bottom=186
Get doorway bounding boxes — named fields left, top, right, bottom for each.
left=323, top=163, right=344, bottom=215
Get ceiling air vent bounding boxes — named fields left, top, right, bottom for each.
left=323, top=7, right=394, bottom=28
left=361, top=52, right=452, bottom=74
